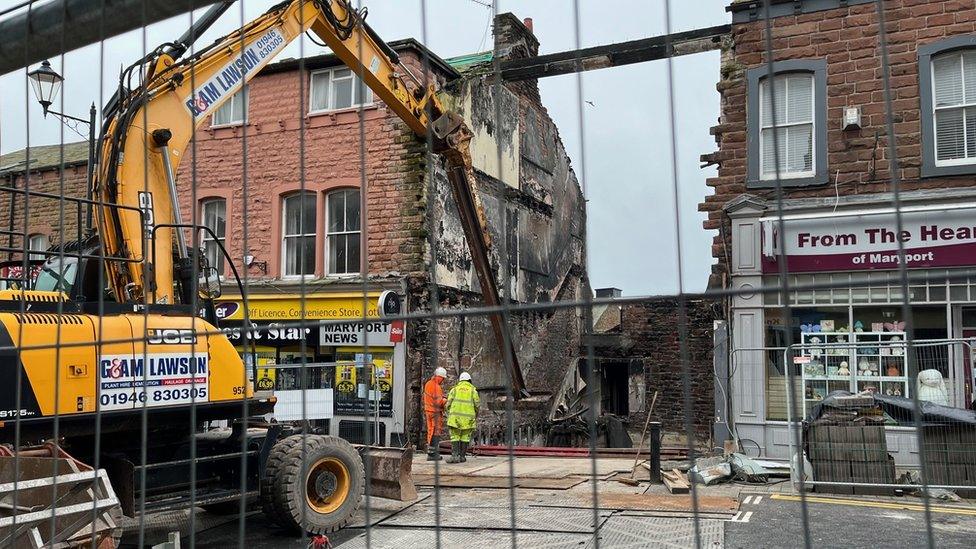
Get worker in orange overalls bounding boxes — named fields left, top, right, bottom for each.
left=423, top=367, right=449, bottom=461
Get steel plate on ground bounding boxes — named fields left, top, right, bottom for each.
left=566, top=493, right=739, bottom=514
left=347, top=493, right=431, bottom=528
left=378, top=504, right=610, bottom=533
left=335, top=528, right=593, bottom=549
left=584, top=515, right=725, bottom=548
left=120, top=508, right=242, bottom=544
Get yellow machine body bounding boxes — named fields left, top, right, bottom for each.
left=0, top=303, right=250, bottom=430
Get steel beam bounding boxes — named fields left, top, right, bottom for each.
left=0, top=0, right=226, bottom=76
left=500, top=24, right=731, bottom=82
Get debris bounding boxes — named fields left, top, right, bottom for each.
left=898, top=471, right=963, bottom=502
left=728, top=453, right=771, bottom=483
left=662, top=469, right=691, bottom=494
left=688, top=456, right=732, bottom=486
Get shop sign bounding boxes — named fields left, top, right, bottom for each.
left=320, top=321, right=396, bottom=347
left=213, top=294, right=381, bottom=321
left=762, top=207, right=976, bottom=273
left=222, top=322, right=313, bottom=344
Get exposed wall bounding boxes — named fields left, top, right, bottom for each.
left=404, top=14, right=589, bottom=444
left=702, top=0, right=976, bottom=286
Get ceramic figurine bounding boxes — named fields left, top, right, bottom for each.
left=858, top=358, right=873, bottom=376
left=809, top=336, right=822, bottom=358
left=820, top=320, right=835, bottom=332
left=871, top=322, right=885, bottom=332
left=869, top=361, right=880, bottom=377
left=837, top=361, right=850, bottom=376
left=893, top=387, right=902, bottom=396
left=890, top=335, right=904, bottom=356
left=886, top=387, right=893, bottom=395
left=917, top=369, right=949, bottom=406
left=887, top=365, right=900, bottom=377
left=854, top=320, right=865, bottom=332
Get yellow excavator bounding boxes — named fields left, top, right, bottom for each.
left=0, top=0, right=519, bottom=544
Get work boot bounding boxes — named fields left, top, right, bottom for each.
left=459, top=442, right=467, bottom=462
left=426, top=436, right=442, bottom=461
left=446, top=441, right=461, bottom=463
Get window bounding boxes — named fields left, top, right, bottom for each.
left=282, top=192, right=316, bottom=277
left=211, top=89, right=246, bottom=126
left=310, top=68, right=373, bottom=113
left=201, top=198, right=226, bottom=274
left=746, top=60, right=827, bottom=187
left=28, top=234, right=48, bottom=261
left=326, top=189, right=361, bottom=275
left=760, top=74, right=814, bottom=179
left=920, top=37, right=976, bottom=177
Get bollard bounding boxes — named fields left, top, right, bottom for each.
left=649, top=421, right=662, bottom=483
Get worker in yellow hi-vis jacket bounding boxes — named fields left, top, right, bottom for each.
left=445, top=372, right=480, bottom=463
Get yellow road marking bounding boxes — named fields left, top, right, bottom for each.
left=771, top=494, right=976, bottom=516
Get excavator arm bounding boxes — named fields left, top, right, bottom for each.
left=95, top=0, right=526, bottom=395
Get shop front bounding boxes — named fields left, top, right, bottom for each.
left=214, top=291, right=406, bottom=446
left=726, top=194, right=976, bottom=464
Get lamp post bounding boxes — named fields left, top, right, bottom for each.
left=27, top=60, right=97, bottom=233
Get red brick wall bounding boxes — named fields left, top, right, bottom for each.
left=174, top=50, right=440, bottom=280
left=703, top=0, right=976, bottom=284
left=0, top=166, right=88, bottom=257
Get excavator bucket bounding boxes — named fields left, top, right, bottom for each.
left=0, top=444, right=121, bottom=548
left=355, top=445, right=417, bottom=502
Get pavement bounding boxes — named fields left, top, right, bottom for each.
left=119, top=454, right=976, bottom=548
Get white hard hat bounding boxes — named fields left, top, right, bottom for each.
left=459, top=372, right=472, bottom=382
left=434, top=367, right=447, bottom=378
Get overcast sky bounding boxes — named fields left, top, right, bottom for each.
left=0, top=0, right=728, bottom=295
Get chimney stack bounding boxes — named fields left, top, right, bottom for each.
left=523, top=17, right=534, bottom=33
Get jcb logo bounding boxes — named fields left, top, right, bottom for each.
left=148, top=329, right=197, bottom=345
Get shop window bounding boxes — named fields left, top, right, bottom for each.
left=746, top=60, right=827, bottom=188
left=211, top=89, right=246, bottom=126
left=333, top=348, right=394, bottom=417
left=309, top=68, right=373, bottom=113
left=764, top=307, right=849, bottom=421
left=920, top=36, right=976, bottom=177
left=281, top=191, right=316, bottom=277
left=326, top=189, right=361, bottom=276
left=200, top=198, right=226, bottom=274
left=28, top=233, right=48, bottom=261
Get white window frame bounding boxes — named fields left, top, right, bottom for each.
left=281, top=192, right=317, bottom=278
left=28, top=234, right=48, bottom=261
left=210, top=89, right=247, bottom=127
left=200, top=198, right=226, bottom=275
left=308, top=67, right=374, bottom=114
left=325, top=189, right=361, bottom=277
left=931, top=50, right=976, bottom=168
left=758, top=73, right=816, bottom=181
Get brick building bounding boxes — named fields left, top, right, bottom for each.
left=0, top=141, right=90, bottom=264
left=0, top=14, right=587, bottom=447
left=586, top=291, right=716, bottom=446
left=704, top=0, right=976, bottom=462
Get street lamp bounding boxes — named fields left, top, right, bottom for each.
left=27, top=61, right=62, bottom=116
left=27, top=60, right=97, bottom=233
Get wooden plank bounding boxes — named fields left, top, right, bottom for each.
left=662, top=469, right=689, bottom=494
left=500, top=24, right=730, bottom=81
